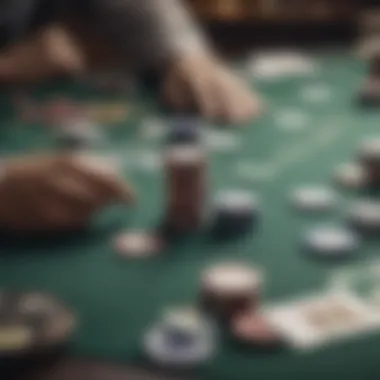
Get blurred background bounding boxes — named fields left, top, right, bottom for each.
left=184, top=0, right=378, bottom=54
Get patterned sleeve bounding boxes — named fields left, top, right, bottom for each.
left=84, top=0, right=209, bottom=72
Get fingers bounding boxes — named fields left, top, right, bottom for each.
left=62, top=155, right=135, bottom=205
left=163, top=55, right=263, bottom=124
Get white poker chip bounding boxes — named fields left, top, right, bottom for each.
left=291, top=186, right=336, bottom=211
left=215, top=190, right=258, bottom=212
left=143, top=322, right=216, bottom=368
left=202, top=262, right=262, bottom=296
left=114, top=231, right=163, bottom=259
left=304, top=226, right=360, bottom=256
left=161, top=306, right=216, bottom=342
left=165, top=146, right=205, bottom=166
left=348, top=200, right=380, bottom=228
left=18, top=293, right=58, bottom=315
left=162, top=307, right=205, bottom=332
left=334, top=163, right=368, bottom=189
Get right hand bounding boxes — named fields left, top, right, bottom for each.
left=0, top=154, right=134, bottom=233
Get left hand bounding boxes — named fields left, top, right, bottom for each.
left=162, top=53, right=262, bottom=124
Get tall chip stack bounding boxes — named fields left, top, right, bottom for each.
left=163, top=145, right=207, bottom=235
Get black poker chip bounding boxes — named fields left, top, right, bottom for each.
left=0, top=291, right=76, bottom=359
left=167, top=117, right=201, bottom=146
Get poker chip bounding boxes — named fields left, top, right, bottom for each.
left=143, top=321, right=216, bottom=369
left=162, top=306, right=206, bottom=333
left=114, top=231, right=163, bottom=259
left=55, top=119, right=102, bottom=150
left=0, top=291, right=76, bottom=357
left=200, top=262, right=262, bottom=321
left=211, top=190, right=259, bottom=239
left=334, top=163, right=368, bottom=189
left=167, top=117, right=201, bottom=145
left=291, top=186, right=336, bottom=212
left=358, top=80, right=380, bottom=107
left=231, top=310, right=283, bottom=348
left=359, top=137, right=380, bottom=165
left=348, top=199, right=380, bottom=232
left=304, top=225, right=360, bottom=258
left=160, top=306, right=216, bottom=347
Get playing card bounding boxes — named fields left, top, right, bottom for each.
left=264, top=290, right=380, bottom=351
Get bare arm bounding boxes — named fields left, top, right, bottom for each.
left=84, top=0, right=210, bottom=72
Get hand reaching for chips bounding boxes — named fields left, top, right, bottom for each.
left=0, top=154, right=134, bottom=232
left=162, top=53, right=262, bottom=124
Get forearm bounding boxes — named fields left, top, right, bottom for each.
left=83, top=0, right=210, bottom=72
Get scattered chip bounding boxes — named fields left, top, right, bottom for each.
left=143, top=321, right=216, bottom=368
left=359, top=137, right=380, bottom=165
left=160, top=306, right=216, bottom=350
left=358, top=80, right=380, bottom=107
left=0, top=325, right=33, bottom=352
left=55, top=119, right=102, bottom=150
left=231, top=310, right=282, bottom=347
left=304, top=225, right=360, bottom=258
left=0, top=291, right=76, bottom=357
left=334, top=163, right=368, bottom=189
left=114, top=231, right=163, bottom=259
left=291, top=186, right=336, bottom=212
left=348, top=199, right=380, bottom=232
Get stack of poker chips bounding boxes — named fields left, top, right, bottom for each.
left=162, top=118, right=259, bottom=240
left=210, top=190, right=259, bottom=240
left=198, top=262, right=282, bottom=348
left=199, top=262, right=262, bottom=323
left=162, top=119, right=207, bottom=235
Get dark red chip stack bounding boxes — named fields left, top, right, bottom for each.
left=163, top=146, right=207, bottom=234
left=199, top=263, right=262, bottom=323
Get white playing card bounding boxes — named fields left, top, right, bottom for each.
left=263, top=290, right=380, bottom=351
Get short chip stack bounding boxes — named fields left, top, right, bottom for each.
left=199, top=262, right=262, bottom=322
left=210, top=190, right=258, bottom=239
left=163, top=145, right=207, bottom=235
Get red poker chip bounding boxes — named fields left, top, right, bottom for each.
left=114, top=231, right=164, bottom=259
left=231, top=310, right=282, bottom=347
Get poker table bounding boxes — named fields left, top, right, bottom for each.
left=0, top=49, right=380, bottom=380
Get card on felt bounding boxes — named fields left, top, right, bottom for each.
left=263, top=291, right=380, bottom=351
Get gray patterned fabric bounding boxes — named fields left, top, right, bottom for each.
left=86, top=0, right=208, bottom=71
left=0, top=0, right=207, bottom=72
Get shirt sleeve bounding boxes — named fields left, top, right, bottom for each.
left=83, top=0, right=209, bottom=72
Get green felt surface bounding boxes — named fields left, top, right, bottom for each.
left=0, top=50, right=380, bottom=380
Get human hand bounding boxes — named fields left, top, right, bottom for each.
left=0, top=154, right=134, bottom=232
left=162, top=53, right=262, bottom=124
